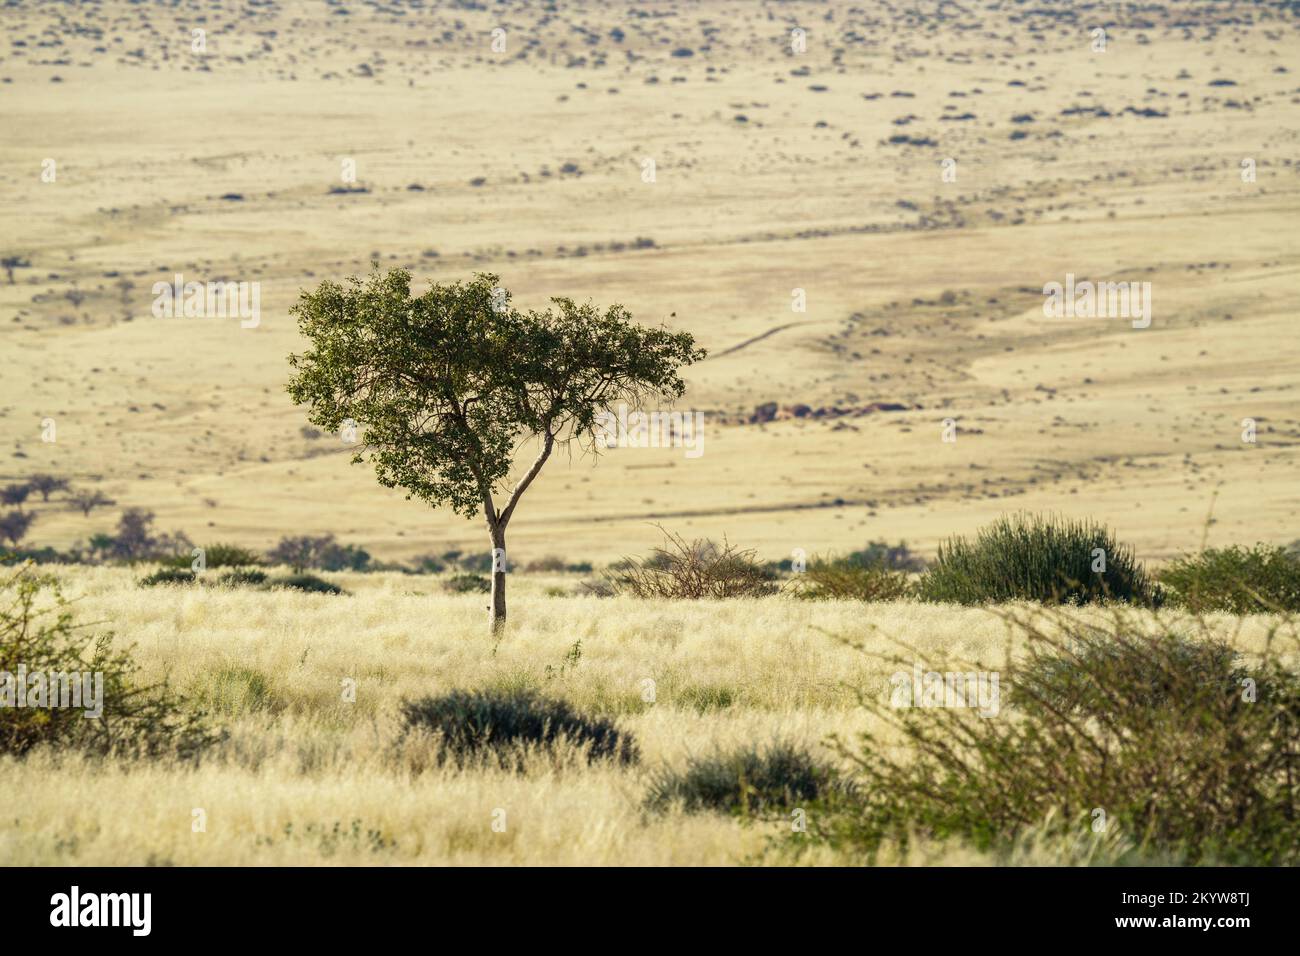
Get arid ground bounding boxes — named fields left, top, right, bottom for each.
left=3, top=0, right=1298, bottom=565
left=2, top=1, right=1299, bottom=867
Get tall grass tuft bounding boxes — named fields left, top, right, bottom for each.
left=917, top=513, right=1159, bottom=606
left=797, top=561, right=915, bottom=602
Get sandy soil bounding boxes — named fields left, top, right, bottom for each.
left=2, top=0, right=1298, bottom=565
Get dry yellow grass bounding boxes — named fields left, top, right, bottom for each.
left=3, top=0, right=1299, bottom=868
left=2, top=566, right=1295, bottom=865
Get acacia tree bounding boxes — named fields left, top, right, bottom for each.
left=287, top=270, right=704, bottom=634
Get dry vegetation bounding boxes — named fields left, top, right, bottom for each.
left=1, top=564, right=1296, bottom=865
left=2, top=0, right=1299, bottom=868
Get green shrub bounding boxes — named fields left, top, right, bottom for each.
left=797, top=561, right=914, bottom=601
left=396, top=689, right=638, bottom=771
left=1019, top=633, right=1245, bottom=716
left=1, top=563, right=216, bottom=758
left=216, top=568, right=268, bottom=588
left=272, top=573, right=343, bottom=595
left=138, top=567, right=196, bottom=587
left=810, top=608, right=1300, bottom=865
left=645, top=742, right=836, bottom=816
left=607, top=530, right=779, bottom=599
left=917, top=513, right=1158, bottom=606
left=199, top=543, right=263, bottom=568
left=443, top=573, right=490, bottom=594
left=1160, top=545, right=1300, bottom=614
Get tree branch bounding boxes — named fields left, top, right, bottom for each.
left=498, top=431, right=555, bottom=529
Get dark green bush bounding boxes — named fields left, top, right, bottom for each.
left=1018, top=632, right=1246, bottom=716
left=443, top=573, right=490, bottom=594
left=396, top=689, right=638, bottom=770
left=200, top=543, right=263, bottom=568
left=811, top=608, right=1300, bottom=865
left=645, top=742, right=836, bottom=816
left=273, top=573, right=343, bottom=595
left=1160, top=545, right=1300, bottom=614
left=1, top=563, right=216, bottom=758
left=917, top=513, right=1159, bottom=606
left=138, top=567, right=196, bottom=587
left=216, top=568, right=268, bottom=588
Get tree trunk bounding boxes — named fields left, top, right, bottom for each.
left=489, top=524, right=507, bottom=636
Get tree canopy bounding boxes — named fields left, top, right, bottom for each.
left=287, top=269, right=705, bottom=631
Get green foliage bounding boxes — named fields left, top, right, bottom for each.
left=272, top=573, right=343, bottom=595
left=608, top=530, right=779, bottom=599
left=1160, top=545, right=1300, bottom=614
left=797, top=561, right=915, bottom=601
left=199, top=543, right=263, bottom=568
left=138, top=567, right=196, bottom=587
left=287, top=269, right=704, bottom=520
left=216, top=568, right=268, bottom=588
left=443, top=573, right=490, bottom=594
left=396, top=689, right=638, bottom=771
left=917, top=513, right=1158, bottom=606
left=645, top=742, right=836, bottom=816
left=1, top=563, right=216, bottom=758
left=811, top=608, right=1300, bottom=865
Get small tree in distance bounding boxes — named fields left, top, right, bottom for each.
left=287, top=269, right=704, bottom=634
left=27, top=474, right=70, bottom=502
left=68, top=489, right=115, bottom=517
left=0, top=510, right=35, bottom=548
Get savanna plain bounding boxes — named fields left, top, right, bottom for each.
left=1, top=0, right=1299, bottom=866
